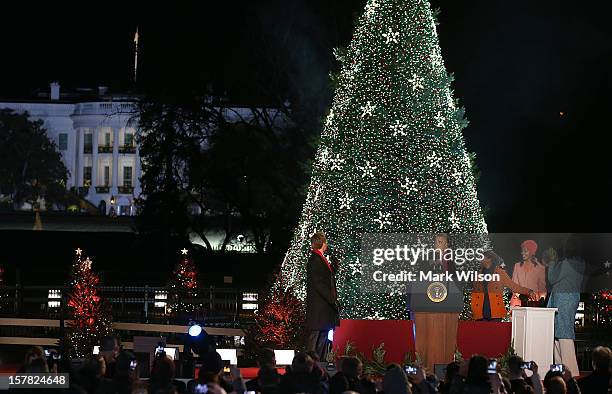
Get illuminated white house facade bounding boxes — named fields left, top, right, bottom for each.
left=0, top=83, right=140, bottom=215
left=0, top=82, right=288, bottom=218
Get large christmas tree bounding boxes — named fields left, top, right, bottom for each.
left=279, top=0, right=487, bottom=319
left=66, top=248, right=113, bottom=358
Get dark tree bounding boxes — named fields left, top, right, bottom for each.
left=0, top=109, right=69, bottom=209
left=205, top=107, right=311, bottom=255
left=136, top=96, right=218, bottom=258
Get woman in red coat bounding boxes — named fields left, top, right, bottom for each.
left=471, top=250, right=535, bottom=321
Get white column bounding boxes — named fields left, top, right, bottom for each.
left=89, top=128, right=99, bottom=199
left=69, top=132, right=77, bottom=189
left=111, top=127, right=119, bottom=194
left=134, top=144, right=141, bottom=197
left=77, top=128, right=84, bottom=187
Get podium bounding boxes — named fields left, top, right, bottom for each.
left=511, top=307, right=557, bottom=370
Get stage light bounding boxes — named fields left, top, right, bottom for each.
left=188, top=323, right=202, bottom=337
left=327, top=329, right=334, bottom=342
left=185, top=322, right=214, bottom=356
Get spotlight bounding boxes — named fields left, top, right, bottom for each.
left=327, top=329, right=334, bottom=342
left=185, top=322, right=214, bottom=356
left=188, top=323, right=202, bottom=337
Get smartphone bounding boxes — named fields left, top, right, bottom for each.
left=487, top=359, right=498, bottom=374
left=129, top=360, right=138, bottom=370
left=155, top=346, right=165, bottom=356
left=520, top=361, right=533, bottom=370
left=195, top=384, right=208, bottom=394
left=550, top=364, right=563, bottom=373
left=223, top=360, right=231, bottom=375
left=52, top=353, right=61, bottom=360
left=404, top=365, right=418, bottom=375
left=44, top=349, right=50, bottom=357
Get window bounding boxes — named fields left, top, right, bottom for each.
left=83, top=166, right=92, bottom=186
left=103, top=166, right=110, bottom=186
left=124, top=132, right=134, bottom=147
left=58, top=133, right=68, bottom=150
left=104, top=132, right=111, bottom=147
left=123, top=166, right=133, bottom=187
left=84, top=133, right=93, bottom=152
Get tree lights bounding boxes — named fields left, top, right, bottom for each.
left=278, top=0, right=487, bottom=319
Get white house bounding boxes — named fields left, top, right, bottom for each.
left=0, top=82, right=140, bottom=215
left=1, top=82, right=289, bottom=218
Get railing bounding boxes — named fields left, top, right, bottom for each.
left=74, top=102, right=137, bottom=116
left=118, top=186, right=134, bottom=194
left=119, top=145, right=136, bottom=154
left=0, top=285, right=258, bottom=327
left=98, top=145, right=113, bottom=153
left=76, top=187, right=89, bottom=197
left=95, top=186, right=110, bottom=193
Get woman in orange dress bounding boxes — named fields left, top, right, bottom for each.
left=509, top=240, right=547, bottom=307
left=471, top=250, right=535, bottom=321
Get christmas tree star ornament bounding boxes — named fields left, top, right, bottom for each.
left=382, top=27, right=400, bottom=44
left=339, top=193, right=355, bottom=210
left=329, top=153, right=345, bottom=171
left=427, top=151, right=442, bottom=168
left=390, top=120, right=408, bottom=136
left=400, top=177, right=418, bottom=195
left=374, top=211, right=392, bottom=230
left=434, top=111, right=445, bottom=128
left=359, top=160, right=378, bottom=178
left=360, top=101, right=376, bottom=118
left=408, top=73, right=425, bottom=91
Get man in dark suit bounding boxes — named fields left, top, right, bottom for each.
left=305, top=231, right=339, bottom=360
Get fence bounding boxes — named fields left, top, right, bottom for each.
left=0, top=285, right=259, bottom=326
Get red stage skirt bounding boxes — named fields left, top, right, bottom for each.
left=332, top=319, right=511, bottom=364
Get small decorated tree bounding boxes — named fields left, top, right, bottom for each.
left=65, top=248, right=113, bottom=358
left=167, top=248, right=201, bottom=315
left=247, top=277, right=305, bottom=350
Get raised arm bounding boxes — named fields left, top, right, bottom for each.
left=499, top=268, right=532, bottom=295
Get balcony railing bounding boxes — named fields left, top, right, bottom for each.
left=98, top=145, right=113, bottom=153
left=119, top=145, right=136, bottom=154
left=95, top=186, right=110, bottom=193
left=77, top=186, right=89, bottom=197
left=118, top=186, right=134, bottom=194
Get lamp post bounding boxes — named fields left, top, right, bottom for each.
left=109, top=195, right=117, bottom=217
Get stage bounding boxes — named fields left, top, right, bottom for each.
left=332, top=319, right=512, bottom=363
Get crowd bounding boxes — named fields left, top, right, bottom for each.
left=13, top=340, right=612, bottom=394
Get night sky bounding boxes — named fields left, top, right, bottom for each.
left=2, top=0, right=612, bottom=232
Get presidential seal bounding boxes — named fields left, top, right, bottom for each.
left=426, top=281, right=448, bottom=303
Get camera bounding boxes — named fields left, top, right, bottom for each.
left=550, top=364, right=563, bottom=373
left=404, top=365, right=418, bottom=375
left=520, top=361, right=533, bottom=370
left=487, top=359, right=498, bottom=374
